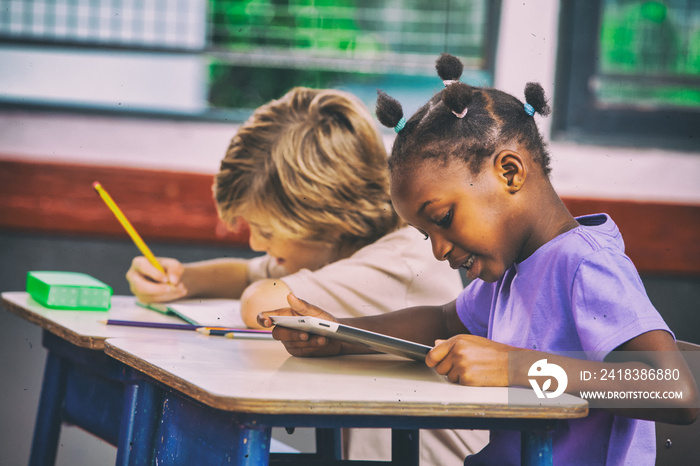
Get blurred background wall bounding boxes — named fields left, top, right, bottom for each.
left=1, top=0, right=698, bottom=464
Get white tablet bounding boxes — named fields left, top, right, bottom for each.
left=270, top=315, right=432, bottom=361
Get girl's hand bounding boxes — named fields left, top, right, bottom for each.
left=126, top=256, right=187, bottom=303
left=258, top=294, right=343, bottom=357
left=426, top=335, right=516, bottom=386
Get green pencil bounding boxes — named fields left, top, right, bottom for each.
left=135, top=301, right=200, bottom=326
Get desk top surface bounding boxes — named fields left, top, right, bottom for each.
left=1, top=291, right=238, bottom=349
left=3, top=291, right=588, bottom=421
left=105, top=332, right=588, bottom=420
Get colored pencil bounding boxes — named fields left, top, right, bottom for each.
left=100, top=319, right=199, bottom=330
left=196, top=327, right=272, bottom=337
left=135, top=301, right=200, bottom=326
left=92, top=181, right=166, bottom=275
left=224, top=332, right=274, bottom=340
left=101, top=319, right=272, bottom=334
left=195, top=328, right=273, bottom=340
left=135, top=300, right=170, bottom=315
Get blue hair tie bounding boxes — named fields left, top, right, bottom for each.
left=394, top=117, right=406, bottom=133
left=524, top=103, right=535, bottom=116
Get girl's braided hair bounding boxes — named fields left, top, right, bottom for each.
left=376, top=53, right=552, bottom=177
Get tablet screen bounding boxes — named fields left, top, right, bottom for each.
left=270, top=315, right=432, bottom=361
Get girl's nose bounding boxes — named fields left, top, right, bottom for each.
left=430, top=235, right=452, bottom=262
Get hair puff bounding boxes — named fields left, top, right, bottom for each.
left=375, top=89, right=404, bottom=129
left=435, top=53, right=464, bottom=82
left=442, top=82, right=473, bottom=116
left=524, top=82, right=551, bottom=117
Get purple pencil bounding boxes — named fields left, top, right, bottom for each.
left=99, top=319, right=272, bottom=334
left=100, top=319, right=199, bottom=330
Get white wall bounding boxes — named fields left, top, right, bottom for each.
left=0, top=0, right=208, bottom=113
left=0, top=47, right=207, bottom=113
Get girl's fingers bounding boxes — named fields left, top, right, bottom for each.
left=257, top=306, right=297, bottom=327
left=426, top=338, right=451, bottom=368
left=260, top=294, right=341, bottom=357
left=287, top=293, right=322, bottom=316
left=434, top=357, right=454, bottom=377
left=286, top=293, right=338, bottom=322
left=286, top=293, right=308, bottom=310
left=271, top=324, right=329, bottom=345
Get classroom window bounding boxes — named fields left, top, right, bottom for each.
left=0, top=0, right=207, bottom=114
left=554, top=0, right=700, bottom=149
left=206, top=0, right=499, bottom=115
left=0, top=0, right=205, bottom=49
left=0, top=0, right=500, bottom=120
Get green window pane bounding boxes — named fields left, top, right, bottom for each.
left=597, top=0, right=700, bottom=109
left=207, top=0, right=493, bottom=111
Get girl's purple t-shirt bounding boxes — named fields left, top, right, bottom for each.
left=456, top=213, right=670, bottom=466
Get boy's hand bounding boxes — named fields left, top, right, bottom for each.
left=258, top=294, right=343, bottom=357
left=126, top=256, right=187, bottom=303
left=426, top=335, right=515, bottom=386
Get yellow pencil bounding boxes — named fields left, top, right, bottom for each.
left=92, top=181, right=166, bottom=275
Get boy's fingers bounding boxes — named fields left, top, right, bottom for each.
left=155, top=279, right=185, bottom=295
left=134, top=257, right=164, bottom=280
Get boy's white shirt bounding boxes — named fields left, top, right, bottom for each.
left=247, top=226, right=463, bottom=318
left=246, top=226, right=489, bottom=464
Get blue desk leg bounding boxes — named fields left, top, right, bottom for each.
left=29, top=352, right=67, bottom=466
left=521, top=430, right=553, bottom=466
left=155, top=393, right=272, bottom=465
left=237, top=426, right=273, bottom=466
left=116, top=379, right=161, bottom=466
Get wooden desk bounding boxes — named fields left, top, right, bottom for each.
left=3, top=291, right=589, bottom=465
left=1, top=291, right=202, bottom=349
left=1, top=291, right=205, bottom=466
left=104, top=333, right=589, bottom=465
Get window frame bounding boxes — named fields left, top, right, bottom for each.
left=553, top=0, right=700, bottom=150
left=0, top=0, right=501, bottom=123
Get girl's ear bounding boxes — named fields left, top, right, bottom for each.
left=493, top=150, right=526, bottom=193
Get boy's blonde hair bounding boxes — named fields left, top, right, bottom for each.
left=214, top=87, right=400, bottom=249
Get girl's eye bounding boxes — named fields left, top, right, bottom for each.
left=437, top=210, right=452, bottom=228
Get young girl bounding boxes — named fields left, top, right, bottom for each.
left=259, top=55, right=699, bottom=465
left=126, top=87, right=488, bottom=464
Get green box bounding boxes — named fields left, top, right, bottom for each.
left=26, top=271, right=112, bottom=310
